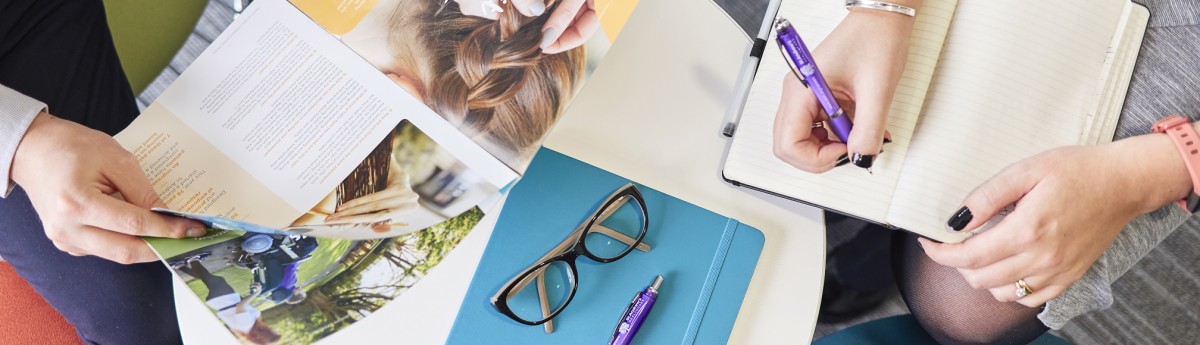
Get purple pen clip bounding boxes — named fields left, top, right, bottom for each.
left=774, top=17, right=854, bottom=144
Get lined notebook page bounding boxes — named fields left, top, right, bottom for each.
left=724, top=0, right=958, bottom=221
left=886, top=0, right=1128, bottom=238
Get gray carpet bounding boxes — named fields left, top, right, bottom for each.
left=142, top=1, right=1200, bottom=344
left=712, top=0, right=767, bottom=39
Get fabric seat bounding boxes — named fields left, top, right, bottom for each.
left=0, top=262, right=82, bottom=345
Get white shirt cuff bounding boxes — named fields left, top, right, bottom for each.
left=0, top=85, right=46, bottom=198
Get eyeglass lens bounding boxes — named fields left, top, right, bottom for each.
left=584, top=194, right=647, bottom=260
left=507, top=260, right=575, bottom=323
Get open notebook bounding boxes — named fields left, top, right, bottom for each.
left=722, top=0, right=1149, bottom=243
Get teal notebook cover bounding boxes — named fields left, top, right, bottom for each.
left=448, top=148, right=765, bottom=344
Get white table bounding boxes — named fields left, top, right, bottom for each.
left=177, top=0, right=826, bottom=343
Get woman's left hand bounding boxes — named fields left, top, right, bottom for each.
left=919, top=133, right=1193, bottom=307
left=325, top=159, right=420, bottom=224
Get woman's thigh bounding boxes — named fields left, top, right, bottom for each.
left=892, top=233, right=1048, bottom=345
left=0, top=187, right=181, bottom=345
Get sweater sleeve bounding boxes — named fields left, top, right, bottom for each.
left=0, top=85, right=46, bottom=198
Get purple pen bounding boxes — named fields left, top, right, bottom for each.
left=775, top=17, right=853, bottom=144
left=609, top=276, right=662, bottom=345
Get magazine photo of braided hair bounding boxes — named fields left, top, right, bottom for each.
left=396, top=0, right=587, bottom=170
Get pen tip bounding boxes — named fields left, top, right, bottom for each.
left=867, top=168, right=873, bottom=175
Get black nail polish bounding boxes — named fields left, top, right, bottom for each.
left=947, top=206, right=973, bottom=231
left=836, top=154, right=850, bottom=167
left=850, top=153, right=875, bottom=169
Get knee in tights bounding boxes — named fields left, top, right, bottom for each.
left=891, top=233, right=1048, bottom=345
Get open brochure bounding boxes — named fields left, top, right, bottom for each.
left=112, top=0, right=639, bottom=343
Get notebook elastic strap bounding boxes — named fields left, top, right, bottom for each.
left=680, top=219, right=739, bottom=345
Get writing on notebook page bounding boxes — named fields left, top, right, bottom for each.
left=723, top=0, right=957, bottom=221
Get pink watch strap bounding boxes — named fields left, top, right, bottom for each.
left=1151, top=115, right=1200, bottom=211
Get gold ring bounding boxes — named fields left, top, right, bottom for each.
left=1015, top=279, right=1033, bottom=298
left=812, top=122, right=825, bottom=129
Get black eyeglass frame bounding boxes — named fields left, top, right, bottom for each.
left=490, top=183, right=650, bottom=326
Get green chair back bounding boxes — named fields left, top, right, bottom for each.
left=103, top=0, right=207, bottom=95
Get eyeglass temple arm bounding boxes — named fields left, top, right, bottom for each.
left=589, top=225, right=651, bottom=252
left=488, top=262, right=556, bottom=328
left=537, top=273, right=555, bottom=333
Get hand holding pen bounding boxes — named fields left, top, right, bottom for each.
left=770, top=7, right=919, bottom=173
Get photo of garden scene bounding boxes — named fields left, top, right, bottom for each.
left=168, top=206, right=482, bottom=344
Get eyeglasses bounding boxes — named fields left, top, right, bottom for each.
left=491, top=183, right=651, bottom=333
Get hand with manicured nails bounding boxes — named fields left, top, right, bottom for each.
left=772, top=10, right=912, bottom=173
left=919, top=133, right=1194, bottom=307
left=534, top=0, right=598, bottom=54
left=11, top=113, right=207, bottom=264
left=324, top=159, right=419, bottom=224
left=452, top=0, right=597, bottom=55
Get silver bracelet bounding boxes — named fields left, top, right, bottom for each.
left=845, top=0, right=917, bottom=17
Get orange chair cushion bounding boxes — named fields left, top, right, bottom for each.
left=0, top=262, right=82, bottom=345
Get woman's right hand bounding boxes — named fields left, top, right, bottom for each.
left=772, top=7, right=919, bottom=173
left=11, top=113, right=206, bottom=264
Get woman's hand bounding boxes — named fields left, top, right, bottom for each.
left=919, top=133, right=1193, bottom=307
left=772, top=9, right=916, bottom=172
left=11, top=113, right=206, bottom=264
left=535, top=0, right=597, bottom=54
left=325, top=159, right=419, bottom=224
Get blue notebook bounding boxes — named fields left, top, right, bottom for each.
left=448, top=148, right=765, bottom=344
